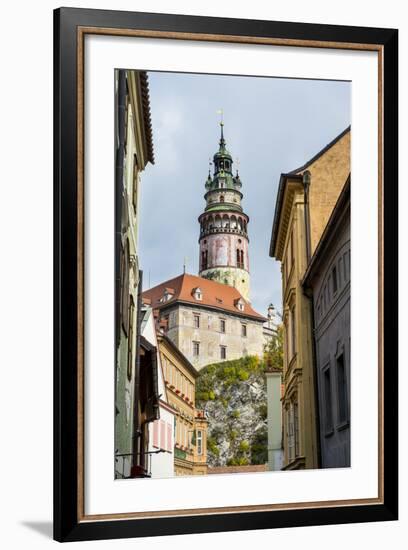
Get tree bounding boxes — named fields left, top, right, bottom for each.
left=263, top=324, right=284, bottom=371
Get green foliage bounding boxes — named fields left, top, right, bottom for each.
left=227, top=457, right=249, bottom=466
left=239, top=440, right=250, bottom=452
left=207, top=436, right=220, bottom=457
left=263, top=324, right=284, bottom=371
left=250, top=427, right=268, bottom=465
left=231, top=409, right=240, bottom=419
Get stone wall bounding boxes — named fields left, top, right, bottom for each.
left=165, top=304, right=265, bottom=370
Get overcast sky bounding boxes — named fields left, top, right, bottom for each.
left=138, top=71, right=350, bottom=316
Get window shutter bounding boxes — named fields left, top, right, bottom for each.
left=160, top=420, right=166, bottom=450
left=167, top=422, right=173, bottom=452
left=152, top=420, right=159, bottom=448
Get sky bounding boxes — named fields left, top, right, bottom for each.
left=138, top=71, right=350, bottom=317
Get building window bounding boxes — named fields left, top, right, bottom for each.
left=323, top=366, right=334, bottom=433
left=194, top=314, right=200, bottom=328
left=220, top=319, right=226, bottom=333
left=197, top=430, right=203, bottom=455
left=336, top=353, right=348, bottom=424
left=241, top=324, right=247, bottom=337
left=287, top=404, right=295, bottom=461
left=220, top=346, right=227, bottom=359
left=332, top=266, right=338, bottom=294
left=294, top=401, right=299, bottom=457
left=290, top=306, right=296, bottom=358
left=193, top=341, right=200, bottom=357
left=121, top=242, right=130, bottom=336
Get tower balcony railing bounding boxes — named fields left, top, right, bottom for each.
left=200, top=226, right=248, bottom=238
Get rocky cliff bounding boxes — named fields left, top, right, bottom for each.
left=196, top=356, right=268, bottom=467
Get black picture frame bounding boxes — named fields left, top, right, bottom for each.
left=54, top=7, right=398, bottom=542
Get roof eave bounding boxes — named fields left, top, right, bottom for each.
left=269, top=173, right=303, bottom=259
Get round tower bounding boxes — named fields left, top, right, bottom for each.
left=198, top=122, right=251, bottom=301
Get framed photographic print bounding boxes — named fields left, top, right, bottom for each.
left=54, top=7, right=398, bottom=542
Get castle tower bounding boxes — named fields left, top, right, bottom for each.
left=198, top=122, right=250, bottom=301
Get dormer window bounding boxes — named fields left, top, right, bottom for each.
left=219, top=179, right=225, bottom=188
left=234, top=298, right=245, bottom=311
left=192, top=287, right=202, bottom=301
left=161, top=287, right=174, bottom=302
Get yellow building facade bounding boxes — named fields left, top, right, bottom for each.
left=270, top=127, right=350, bottom=470
left=157, top=332, right=208, bottom=476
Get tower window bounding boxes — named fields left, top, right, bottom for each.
left=219, top=195, right=224, bottom=202
left=237, top=249, right=244, bottom=269
left=201, top=250, right=208, bottom=270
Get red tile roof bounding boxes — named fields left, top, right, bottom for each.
left=142, top=273, right=266, bottom=321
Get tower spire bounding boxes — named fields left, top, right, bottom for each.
left=217, top=109, right=226, bottom=151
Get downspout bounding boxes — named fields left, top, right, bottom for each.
left=302, top=170, right=322, bottom=468
left=132, top=269, right=143, bottom=470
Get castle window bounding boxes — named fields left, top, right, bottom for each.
left=201, top=250, right=208, bottom=270
left=220, top=319, right=226, bottom=333
left=241, top=324, right=247, bottom=337
left=236, top=249, right=244, bottom=269
left=220, top=346, right=227, bottom=360
left=194, top=314, right=200, bottom=329
left=235, top=298, right=245, bottom=311
left=193, top=287, right=202, bottom=301
left=193, top=341, right=200, bottom=357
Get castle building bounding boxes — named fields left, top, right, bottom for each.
left=269, top=126, right=350, bottom=470
left=198, top=122, right=251, bottom=301
left=142, top=274, right=266, bottom=370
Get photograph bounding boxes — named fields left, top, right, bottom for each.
left=114, top=68, right=351, bottom=480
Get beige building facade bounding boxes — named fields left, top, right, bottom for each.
left=158, top=332, right=208, bottom=476
left=270, top=127, right=350, bottom=470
